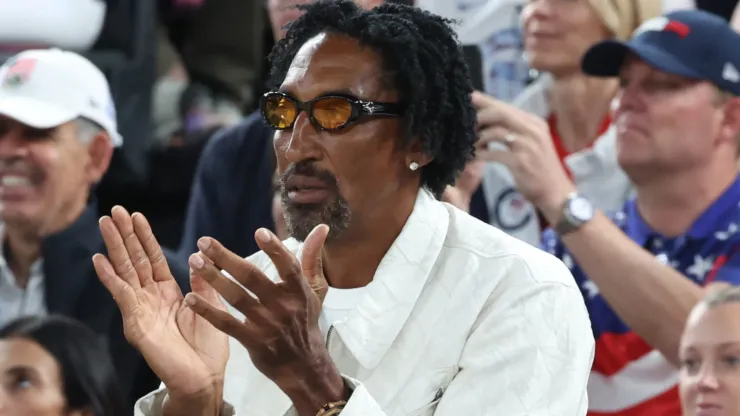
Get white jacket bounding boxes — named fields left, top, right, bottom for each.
left=136, top=189, right=595, bottom=416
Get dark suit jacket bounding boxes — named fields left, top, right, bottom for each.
left=177, top=111, right=275, bottom=260
left=42, top=202, right=190, bottom=408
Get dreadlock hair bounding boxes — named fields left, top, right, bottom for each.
left=267, top=0, right=477, bottom=197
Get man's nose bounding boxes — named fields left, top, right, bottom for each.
left=0, top=132, right=27, bottom=159
left=284, top=111, right=321, bottom=164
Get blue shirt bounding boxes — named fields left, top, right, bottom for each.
left=540, top=176, right=740, bottom=414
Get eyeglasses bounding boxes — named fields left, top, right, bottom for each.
left=259, top=91, right=403, bottom=131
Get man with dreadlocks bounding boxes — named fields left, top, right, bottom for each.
left=94, top=2, right=594, bottom=415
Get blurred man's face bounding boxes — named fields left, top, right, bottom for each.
left=522, top=0, right=611, bottom=76
left=0, top=117, right=110, bottom=236
left=612, top=58, right=737, bottom=182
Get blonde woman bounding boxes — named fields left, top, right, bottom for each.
left=445, top=0, right=660, bottom=246
left=680, top=285, right=740, bottom=416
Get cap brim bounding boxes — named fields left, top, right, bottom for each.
left=0, top=96, right=77, bottom=128
left=582, top=40, right=702, bottom=79
left=0, top=96, right=123, bottom=147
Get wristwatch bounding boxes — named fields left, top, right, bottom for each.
left=554, top=192, right=594, bottom=236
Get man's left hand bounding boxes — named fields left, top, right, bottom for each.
left=185, top=224, right=347, bottom=415
left=472, top=91, right=575, bottom=223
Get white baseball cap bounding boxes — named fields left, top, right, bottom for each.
left=0, top=48, right=122, bottom=146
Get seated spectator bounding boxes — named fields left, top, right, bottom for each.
left=0, top=315, right=127, bottom=416
left=679, top=286, right=740, bottom=416
left=475, top=9, right=740, bottom=413
left=0, top=49, right=188, bottom=408
left=0, top=0, right=105, bottom=51
left=178, top=0, right=402, bottom=259
left=98, top=3, right=594, bottom=415
left=444, top=0, right=659, bottom=246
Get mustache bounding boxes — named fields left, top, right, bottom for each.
left=280, top=161, right=339, bottom=191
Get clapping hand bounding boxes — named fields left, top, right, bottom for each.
left=92, top=207, right=228, bottom=414
left=186, top=224, right=348, bottom=415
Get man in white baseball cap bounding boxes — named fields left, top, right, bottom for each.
left=0, top=48, right=185, bottom=409
left=0, top=48, right=122, bottom=146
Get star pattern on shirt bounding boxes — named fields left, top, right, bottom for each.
left=581, top=280, right=600, bottom=299
left=655, top=253, right=670, bottom=265
left=561, top=253, right=574, bottom=270
left=686, top=255, right=714, bottom=282
left=715, top=222, right=738, bottom=241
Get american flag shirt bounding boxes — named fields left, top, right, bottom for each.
left=541, top=176, right=740, bottom=416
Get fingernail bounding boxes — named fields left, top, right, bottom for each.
left=189, top=254, right=205, bottom=269
left=197, top=238, right=211, bottom=251
left=256, top=228, right=271, bottom=243
left=184, top=294, right=195, bottom=306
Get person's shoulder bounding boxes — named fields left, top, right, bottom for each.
left=201, top=111, right=273, bottom=159
left=442, top=204, right=576, bottom=289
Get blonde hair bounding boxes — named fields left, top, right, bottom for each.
left=588, top=0, right=662, bottom=40
left=700, top=285, right=740, bottom=309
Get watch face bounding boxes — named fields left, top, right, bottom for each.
left=569, top=197, right=594, bottom=222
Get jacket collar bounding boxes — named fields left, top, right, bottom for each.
left=332, top=188, right=449, bottom=369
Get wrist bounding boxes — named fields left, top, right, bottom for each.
left=537, top=188, right=574, bottom=226
left=163, top=386, right=224, bottom=416
left=283, top=354, right=349, bottom=416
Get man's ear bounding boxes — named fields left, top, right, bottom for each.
left=84, top=132, right=114, bottom=184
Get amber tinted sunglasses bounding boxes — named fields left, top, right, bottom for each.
left=259, top=91, right=403, bottom=131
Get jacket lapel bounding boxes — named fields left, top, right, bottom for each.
left=43, top=203, right=103, bottom=315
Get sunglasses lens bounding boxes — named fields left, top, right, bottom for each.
left=313, top=97, right=353, bottom=130
left=263, top=94, right=297, bottom=129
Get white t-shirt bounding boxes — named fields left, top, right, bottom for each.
left=319, top=286, right=368, bottom=340
left=0, top=0, right=106, bottom=51
left=415, top=0, right=529, bottom=103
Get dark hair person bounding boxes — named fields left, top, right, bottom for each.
left=0, top=315, right=127, bottom=416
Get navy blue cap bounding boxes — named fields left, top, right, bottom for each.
left=582, top=10, right=740, bottom=95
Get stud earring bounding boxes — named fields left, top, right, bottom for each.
left=409, top=162, right=419, bottom=171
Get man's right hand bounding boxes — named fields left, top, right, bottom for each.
left=92, top=206, right=229, bottom=413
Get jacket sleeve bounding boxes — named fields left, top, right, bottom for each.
left=134, top=386, right=237, bottom=416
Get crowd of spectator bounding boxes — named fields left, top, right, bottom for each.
left=1, top=0, right=740, bottom=415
